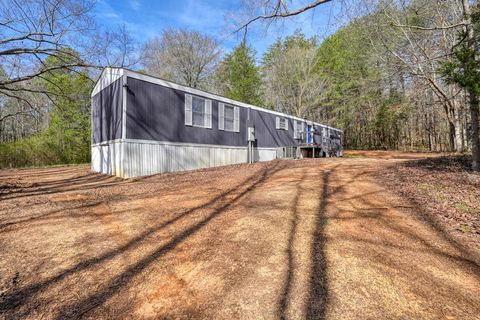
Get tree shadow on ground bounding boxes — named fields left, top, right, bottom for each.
left=54, top=162, right=285, bottom=319
left=0, top=176, right=127, bottom=201
left=277, top=164, right=344, bottom=320
left=0, top=162, right=286, bottom=319
left=277, top=169, right=307, bottom=320
left=403, top=154, right=474, bottom=173
left=380, top=160, right=480, bottom=268
left=305, top=167, right=335, bottom=320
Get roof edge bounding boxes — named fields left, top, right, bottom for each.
left=91, top=68, right=124, bottom=97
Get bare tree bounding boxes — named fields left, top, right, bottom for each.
left=0, top=0, right=139, bottom=99
left=98, top=24, right=140, bottom=69
left=263, top=37, right=325, bottom=117
left=141, top=28, right=222, bottom=89
left=0, top=0, right=139, bottom=143
left=0, top=0, right=95, bottom=96
left=364, top=0, right=466, bottom=152
left=363, top=0, right=479, bottom=168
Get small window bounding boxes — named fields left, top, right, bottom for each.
left=294, top=120, right=303, bottom=139
left=185, top=94, right=212, bottom=128
left=276, top=117, right=288, bottom=130
left=192, top=96, right=206, bottom=127
left=224, top=105, right=235, bottom=131
left=218, top=103, right=240, bottom=132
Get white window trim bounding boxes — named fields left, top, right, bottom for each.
left=185, top=93, right=212, bottom=129
left=219, top=103, right=240, bottom=133
left=276, top=116, right=288, bottom=131
left=294, top=120, right=304, bottom=139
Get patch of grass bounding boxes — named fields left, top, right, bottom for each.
left=454, top=202, right=476, bottom=215
left=416, top=183, right=446, bottom=200
left=456, top=223, right=473, bottom=233
left=343, top=154, right=363, bottom=158
left=417, top=183, right=433, bottom=191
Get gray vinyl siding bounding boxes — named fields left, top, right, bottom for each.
left=92, top=78, right=123, bottom=144
left=249, top=109, right=302, bottom=148
left=125, top=77, right=315, bottom=149
left=125, top=77, right=247, bottom=147
left=314, top=124, right=323, bottom=145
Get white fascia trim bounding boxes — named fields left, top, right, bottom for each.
left=91, top=139, right=123, bottom=147
left=91, top=68, right=124, bottom=97
left=124, top=139, right=247, bottom=149
left=121, top=69, right=343, bottom=133
left=123, top=140, right=283, bottom=151
left=253, top=147, right=278, bottom=151
left=93, top=138, right=248, bottom=150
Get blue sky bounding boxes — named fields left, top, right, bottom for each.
left=94, top=0, right=340, bottom=61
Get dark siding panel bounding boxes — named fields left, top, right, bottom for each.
left=313, top=124, right=323, bottom=145
left=92, top=78, right=123, bottom=143
left=250, top=109, right=299, bottom=148
left=126, top=77, right=247, bottom=147
left=125, top=77, right=321, bottom=149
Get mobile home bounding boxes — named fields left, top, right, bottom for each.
left=91, top=68, right=343, bottom=178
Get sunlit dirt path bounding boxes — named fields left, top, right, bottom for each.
left=0, top=154, right=479, bottom=319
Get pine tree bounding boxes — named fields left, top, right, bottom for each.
left=216, top=41, right=263, bottom=106
left=42, top=50, right=93, bottom=163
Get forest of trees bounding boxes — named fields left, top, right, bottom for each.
left=1, top=0, right=479, bottom=170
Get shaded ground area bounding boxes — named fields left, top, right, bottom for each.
left=344, top=150, right=445, bottom=159
left=0, top=154, right=479, bottom=319
left=379, top=154, right=480, bottom=254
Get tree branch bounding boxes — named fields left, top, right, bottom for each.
left=235, top=0, right=333, bottom=34
left=389, top=21, right=467, bottom=31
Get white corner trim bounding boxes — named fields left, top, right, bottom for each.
left=91, top=68, right=124, bottom=97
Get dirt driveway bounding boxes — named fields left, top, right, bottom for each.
left=0, top=154, right=479, bottom=319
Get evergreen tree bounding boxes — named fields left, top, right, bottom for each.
left=216, top=41, right=263, bottom=105
left=42, top=50, right=93, bottom=163
left=440, top=6, right=480, bottom=170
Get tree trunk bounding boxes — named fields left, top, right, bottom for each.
left=454, top=99, right=464, bottom=153
left=448, top=120, right=456, bottom=151
left=463, top=0, right=480, bottom=170
left=469, top=93, right=480, bottom=170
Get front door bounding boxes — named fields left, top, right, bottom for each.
left=307, top=125, right=313, bottom=144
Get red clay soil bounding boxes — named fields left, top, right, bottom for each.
left=0, top=154, right=479, bottom=319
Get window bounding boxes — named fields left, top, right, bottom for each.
left=294, top=120, right=304, bottom=139
left=218, top=103, right=240, bottom=132
left=192, top=96, right=205, bottom=127
left=276, top=116, right=288, bottom=130
left=224, top=105, right=235, bottom=131
left=185, top=94, right=212, bottom=128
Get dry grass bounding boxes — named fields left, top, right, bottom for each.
left=0, top=154, right=479, bottom=319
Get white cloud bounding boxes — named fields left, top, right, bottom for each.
left=129, top=0, right=140, bottom=11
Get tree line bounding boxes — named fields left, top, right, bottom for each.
left=1, top=0, right=479, bottom=170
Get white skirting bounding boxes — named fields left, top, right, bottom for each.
left=91, top=140, right=123, bottom=177
left=91, top=140, right=277, bottom=178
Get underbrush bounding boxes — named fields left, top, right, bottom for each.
left=0, top=134, right=89, bottom=169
